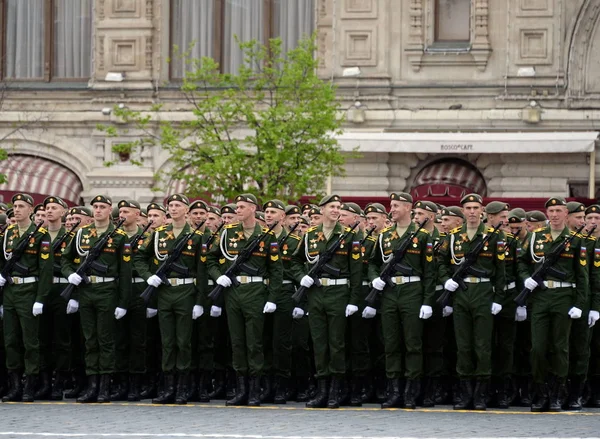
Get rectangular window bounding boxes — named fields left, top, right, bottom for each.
left=272, top=0, right=315, bottom=54
left=2, top=0, right=92, bottom=81
left=435, top=0, right=470, bottom=42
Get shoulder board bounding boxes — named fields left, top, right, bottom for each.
left=225, top=222, right=239, bottom=229
left=194, top=230, right=203, bottom=235
left=115, top=229, right=127, bottom=236
left=534, top=227, right=545, bottom=233
left=367, top=235, right=377, bottom=242
left=344, top=226, right=354, bottom=233
left=575, top=232, right=584, bottom=238
left=289, top=234, right=301, bottom=241
left=142, top=231, right=151, bottom=237
left=486, top=227, right=500, bottom=234
left=155, top=225, right=167, bottom=232
left=307, top=226, right=318, bottom=232
left=38, top=227, right=48, bottom=234
left=570, top=230, right=577, bottom=236
left=68, top=231, right=76, bottom=237
left=449, top=227, right=461, bottom=234
left=381, top=226, right=393, bottom=234
left=6, top=224, right=16, bottom=230
left=588, top=235, right=597, bottom=241
left=262, top=227, right=275, bottom=235
left=417, top=228, right=430, bottom=235
left=439, top=232, right=447, bottom=237
left=505, top=232, right=514, bottom=238
left=81, top=224, right=92, bottom=229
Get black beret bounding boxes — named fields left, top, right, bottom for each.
left=166, top=193, right=190, bottom=206
left=460, top=193, right=483, bottom=205
left=91, top=195, right=112, bottom=206
left=43, top=196, right=68, bottom=209
left=12, top=193, right=34, bottom=206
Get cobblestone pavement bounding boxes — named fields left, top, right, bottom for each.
left=1, top=401, right=599, bottom=439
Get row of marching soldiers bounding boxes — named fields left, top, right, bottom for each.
left=0, top=191, right=598, bottom=412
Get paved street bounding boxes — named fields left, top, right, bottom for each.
left=1, top=401, right=599, bottom=439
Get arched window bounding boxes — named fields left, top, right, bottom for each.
left=411, top=159, right=486, bottom=199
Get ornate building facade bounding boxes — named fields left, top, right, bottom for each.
left=0, top=0, right=599, bottom=206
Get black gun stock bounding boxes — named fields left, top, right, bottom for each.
left=130, top=220, right=154, bottom=252
left=278, top=222, right=299, bottom=247
left=364, top=219, right=429, bottom=306
left=359, top=226, right=376, bottom=247
left=61, top=219, right=126, bottom=301
left=205, top=223, right=224, bottom=248
left=514, top=223, right=585, bottom=307
left=1, top=221, right=44, bottom=285
left=139, top=220, right=205, bottom=304
left=52, top=220, right=81, bottom=275
left=291, top=221, right=361, bottom=304
left=437, top=222, right=503, bottom=308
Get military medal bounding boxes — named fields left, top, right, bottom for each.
left=283, top=244, right=288, bottom=255
left=187, top=239, right=193, bottom=250
left=340, top=240, right=344, bottom=249
left=259, top=241, right=265, bottom=252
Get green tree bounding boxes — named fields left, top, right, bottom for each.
left=101, top=35, right=348, bottom=203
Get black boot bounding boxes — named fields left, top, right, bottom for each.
left=375, top=374, right=388, bottom=403
left=519, top=376, right=533, bottom=407
left=549, top=377, right=563, bottom=412
left=140, top=374, right=157, bottom=399
left=226, top=375, right=248, bottom=406
left=248, top=376, right=261, bottom=407
left=361, top=375, right=375, bottom=403
left=273, top=376, right=288, bottom=404
left=349, top=376, right=363, bottom=407
left=208, top=370, right=225, bottom=399
left=567, top=376, right=585, bottom=411
left=404, top=379, right=420, bottom=409
left=473, top=379, right=488, bottom=411
left=259, top=375, right=273, bottom=403
left=496, top=376, right=511, bottom=409
left=453, top=379, right=473, bottom=410
left=21, top=375, right=36, bottom=403
left=296, top=377, right=310, bottom=402
left=2, top=371, right=22, bottom=402
left=175, top=372, right=189, bottom=405
left=51, top=372, right=67, bottom=401
left=337, top=377, right=350, bottom=407
left=225, top=369, right=237, bottom=400
left=185, top=372, right=198, bottom=402
left=592, top=377, right=600, bottom=407
left=127, top=374, right=141, bottom=401
left=327, top=376, right=341, bottom=409
left=64, top=371, right=85, bottom=399
left=76, top=375, right=99, bottom=403
left=198, top=371, right=210, bottom=403
left=422, top=377, right=437, bottom=407
left=381, top=378, right=403, bottom=409
left=110, top=373, right=128, bottom=401
left=152, top=374, right=175, bottom=404
left=306, top=378, right=328, bottom=408
left=97, top=375, right=111, bottom=403
left=531, top=382, right=549, bottom=412
left=34, top=371, right=51, bottom=400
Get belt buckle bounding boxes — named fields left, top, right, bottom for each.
left=89, top=275, right=97, bottom=283
left=467, top=276, right=477, bottom=283
left=396, top=277, right=405, bottom=285
left=321, top=278, right=329, bottom=286
left=169, top=278, right=177, bottom=286
left=547, top=280, right=555, bottom=288
left=240, top=276, right=248, bottom=284
left=12, top=277, right=19, bottom=285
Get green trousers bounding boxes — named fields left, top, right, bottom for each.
left=346, top=285, right=371, bottom=376
left=530, top=287, right=573, bottom=383
left=3, top=283, right=40, bottom=375
left=514, top=319, right=532, bottom=378
left=568, top=304, right=591, bottom=378
left=39, top=284, right=71, bottom=372
left=225, top=282, right=267, bottom=376
left=291, top=311, right=312, bottom=380
left=307, top=285, right=348, bottom=378
left=79, top=282, right=117, bottom=375
left=491, top=288, right=518, bottom=378
left=157, top=284, right=194, bottom=373
left=453, top=284, right=494, bottom=379
left=271, top=285, right=295, bottom=378
left=423, top=300, right=445, bottom=378
left=114, top=283, right=147, bottom=374
left=194, top=292, right=215, bottom=372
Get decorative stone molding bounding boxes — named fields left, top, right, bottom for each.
left=342, top=29, right=377, bottom=66
left=567, top=0, right=600, bottom=100
left=341, top=0, right=378, bottom=19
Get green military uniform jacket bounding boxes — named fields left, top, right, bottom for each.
left=290, top=222, right=362, bottom=305
left=196, top=227, right=221, bottom=301
left=504, top=232, right=518, bottom=288
left=207, top=222, right=283, bottom=303
left=1, top=222, right=53, bottom=303
left=438, top=222, right=506, bottom=302
left=368, top=222, right=435, bottom=306
left=589, top=237, right=600, bottom=312
left=50, top=225, right=74, bottom=278
left=134, top=223, right=204, bottom=304
left=432, top=228, right=445, bottom=288
left=278, top=229, right=302, bottom=285
left=62, top=222, right=132, bottom=308
left=517, top=226, right=588, bottom=310
left=361, top=231, right=378, bottom=283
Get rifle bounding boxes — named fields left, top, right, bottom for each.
left=130, top=220, right=154, bottom=252
left=437, top=222, right=503, bottom=307
left=360, top=226, right=376, bottom=247
left=364, top=219, right=429, bottom=306
left=139, top=220, right=205, bottom=304
left=291, top=221, right=360, bottom=303
left=583, top=224, right=597, bottom=240
left=61, top=219, right=126, bottom=300
left=205, top=223, right=224, bottom=248
left=52, top=220, right=81, bottom=275
left=208, top=223, right=277, bottom=303
left=1, top=221, right=44, bottom=285
left=278, top=222, right=299, bottom=247
left=514, top=223, right=585, bottom=307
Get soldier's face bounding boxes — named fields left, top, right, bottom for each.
left=441, top=216, right=462, bottom=233
left=72, top=214, right=91, bottom=229
left=45, top=203, right=65, bottom=223
left=12, top=200, right=33, bottom=222
left=264, top=207, right=283, bottom=227
left=390, top=201, right=410, bottom=223
left=462, top=202, right=483, bottom=226
left=168, top=200, right=188, bottom=221
left=205, top=213, right=222, bottom=232
left=65, top=215, right=75, bottom=228
left=222, top=213, right=236, bottom=224
left=338, top=210, right=357, bottom=227
left=136, top=216, right=149, bottom=228
left=236, top=201, right=256, bottom=222
left=322, top=201, right=341, bottom=223
left=413, top=208, right=433, bottom=226
left=509, top=223, right=524, bottom=236
left=567, top=212, right=585, bottom=231
left=310, top=214, right=322, bottom=226
left=34, top=210, right=47, bottom=226
left=119, top=207, right=139, bottom=227
left=297, top=223, right=309, bottom=236
left=366, top=213, right=386, bottom=232
left=147, top=211, right=165, bottom=229
left=285, top=214, right=300, bottom=228
left=487, top=211, right=508, bottom=228
left=189, top=208, right=207, bottom=226
left=546, top=206, right=568, bottom=230
left=92, top=202, right=111, bottom=222
left=585, top=213, right=600, bottom=234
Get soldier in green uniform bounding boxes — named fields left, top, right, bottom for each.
left=290, top=194, right=362, bottom=409
left=207, top=193, right=283, bottom=407
left=308, top=207, right=322, bottom=227
left=36, top=196, right=72, bottom=400
left=0, top=193, right=53, bottom=402
left=518, top=197, right=588, bottom=412
left=585, top=205, right=600, bottom=407
left=368, top=194, right=434, bottom=409
left=134, top=194, right=204, bottom=404
left=438, top=193, right=506, bottom=411
left=526, top=211, right=548, bottom=232
left=61, top=195, right=132, bottom=403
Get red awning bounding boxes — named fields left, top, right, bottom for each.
left=411, top=161, right=487, bottom=198
left=0, top=155, right=83, bottom=205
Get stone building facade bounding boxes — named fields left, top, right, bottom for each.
left=0, top=0, right=599, bottom=206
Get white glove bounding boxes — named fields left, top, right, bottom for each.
left=146, top=308, right=158, bottom=318
left=292, top=307, right=305, bottom=319
left=68, top=273, right=82, bottom=286
left=568, top=306, right=582, bottom=319
left=210, top=305, right=222, bottom=317
left=0, top=274, right=6, bottom=287
left=32, top=302, right=43, bottom=316
left=66, top=299, right=79, bottom=314
left=362, top=306, right=377, bottom=319
left=419, top=305, right=433, bottom=320
left=114, top=307, right=127, bottom=320
left=371, top=277, right=386, bottom=291
left=216, top=275, right=232, bottom=288
left=192, top=305, right=204, bottom=320
left=491, top=302, right=502, bottom=315
left=524, top=277, right=538, bottom=291
left=444, top=279, right=459, bottom=292
left=263, top=302, right=276, bottom=313
left=589, top=310, right=600, bottom=328
left=300, top=275, right=314, bottom=288
left=515, top=306, right=527, bottom=322
left=345, top=304, right=358, bottom=317
left=442, top=306, right=453, bottom=317
left=147, top=275, right=162, bottom=288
